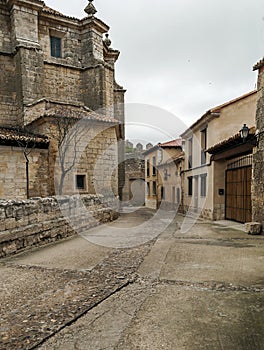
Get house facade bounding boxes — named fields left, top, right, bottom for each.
left=181, top=91, right=257, bottom=222
left=144, top=139, right=183, bottom=210
left=0, top=0, right=125, bottom=200
left=123, top=154, right=145, bottom=206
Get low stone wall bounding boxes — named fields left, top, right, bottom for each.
left=181, top=205, right=213, bottom=221
left=0, top=195, right=119, bottom=258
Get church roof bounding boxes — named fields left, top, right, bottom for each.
left=40, top=105, right=120, bottom=124
left=0, top=127, right=49, bottom=148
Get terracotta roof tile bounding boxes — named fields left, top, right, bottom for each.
left=206, top=126, right=256, bottom=154
left=0, top=127, right=49, bottom=145
left=142, top=138, right=182, bottom=155
left=41, top=105, right=120, bottom=124
left=42, top=5, right=80, bottom=21
left=159, top=139, right=182, bottom=147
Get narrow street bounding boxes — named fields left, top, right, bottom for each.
left=1, top=208, right=264, bottom=350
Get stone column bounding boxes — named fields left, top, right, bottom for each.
left=114, top=84, right=126, bottom=200
left=252, top=59, right=264, bottom=226
left=9, top=0, right=44, bottom=113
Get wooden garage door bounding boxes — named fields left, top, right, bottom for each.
left=225, top=165, right=252, bottom=223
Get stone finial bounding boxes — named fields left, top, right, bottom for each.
left=104, top=33, right=111, bottom=48
left=84, top=0, right=97, bottom=16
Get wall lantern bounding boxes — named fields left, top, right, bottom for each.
left=240, top=123, right=264, bottom=146
left=240, top=124, right=249, bottom=142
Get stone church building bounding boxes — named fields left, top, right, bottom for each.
left=0, top=0, right=125, bottom=199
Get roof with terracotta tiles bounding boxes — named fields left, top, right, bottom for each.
left=206, top=126, right=256, bottom=154
left=159, top=139, right=182, bottom=147
left=41, top=5, right=80, bottom=21
left=0, top=127, right=49, bottom=147
left=142, top=138, right=182, bottom=155
left=40, top=105, right=120, bottom=124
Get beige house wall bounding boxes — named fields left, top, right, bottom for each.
left=145, top=146, right=183, bottom=210
left=208, top=93, right=257, bottom=146
left=157, top=161, right=182, bottom=210
left=145, top=148, right=158, bottom=209
left=182, top=91, right=257, bottom=221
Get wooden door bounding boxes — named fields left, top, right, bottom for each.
left=225, top=166, right=252, bottom=223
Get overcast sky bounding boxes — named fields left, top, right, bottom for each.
left=46, top=0, right=264, bottom=145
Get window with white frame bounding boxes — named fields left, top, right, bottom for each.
left=200, top=174, right=207, bottom=197
left=201, top=128, right=207, bottom=165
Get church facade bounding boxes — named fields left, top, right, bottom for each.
left=0, top=0, right=125, bottom=199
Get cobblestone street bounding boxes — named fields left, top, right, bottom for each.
left=1, top=208, right=264, bottom=350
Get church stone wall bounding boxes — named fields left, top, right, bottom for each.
left=43, top=64, right=82, bottom=105
left=0, top=56, right=19, bottom=127
left=0, top=145, right=49, bottom=200
left=0, top=6, right=12, bottom=52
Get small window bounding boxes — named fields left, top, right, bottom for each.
left=146, top=182, right=150, bottom=196
left=152, top=181, right=157, bottom=196
left=188, top=137, right=193, bottom=169
left=146, top=159, right=150, bottom=177
left=76, top=175, right=86, bottom=190
left=50, top=36, right=62, bottom=58
left=200, top=174, right=207, bottom=197
left=188, top=176, right=193, bottom=196
left=177, top=187, right=181, bottom=204
left=152, top=156, right=156, bottom=176
left=161, top=186, right=165, bottom=200
left=201, top=128, right=207, bottom=165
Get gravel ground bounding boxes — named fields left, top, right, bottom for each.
left=1, top=209, right=264, bottom=350
left=0, top=241, right=154, bottom=350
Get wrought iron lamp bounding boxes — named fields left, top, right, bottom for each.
left=240, top=124, right=264, bottom=146
left=240, top=124, right=249, bottom=142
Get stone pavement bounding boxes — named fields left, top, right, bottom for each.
left=0, top=208, right=264, bottom=349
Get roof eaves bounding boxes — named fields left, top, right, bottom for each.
left=206, top=126, right=256, bottom=154
left=0, top=126, right=49, bottom=147
left=41, top=6, right=81, bottom=23
left=181, top=90, right=256, bottom=137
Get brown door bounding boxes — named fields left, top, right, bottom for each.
left=225, top=166, right=252, bottom=223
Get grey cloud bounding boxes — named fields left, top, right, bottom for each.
left=46, top=0, right=264, bottom=142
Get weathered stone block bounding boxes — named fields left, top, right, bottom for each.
left=245, top=222, right=262, bottom=235
left=2, top=242, right=17, bottom=256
